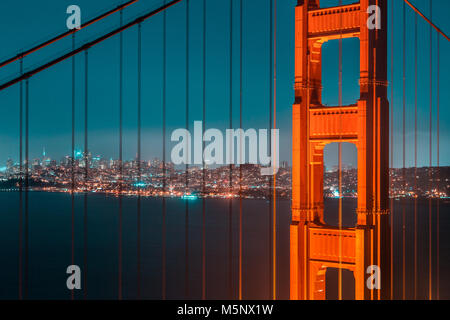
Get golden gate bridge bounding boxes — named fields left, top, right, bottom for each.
left=0, top=0, right=447, bottom=300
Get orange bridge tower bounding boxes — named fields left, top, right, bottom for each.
left=290, top=0, right=391, bottom=300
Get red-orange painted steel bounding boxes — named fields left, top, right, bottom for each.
left=291, top=0, right=391, bottom=300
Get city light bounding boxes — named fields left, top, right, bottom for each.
left=182, top=194, right=198, bottom=200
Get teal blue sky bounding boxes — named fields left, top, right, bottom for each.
left=0, top=0, right=448, bottom=169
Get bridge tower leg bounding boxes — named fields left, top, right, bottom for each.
left=290, top=0, right=391, bottom=300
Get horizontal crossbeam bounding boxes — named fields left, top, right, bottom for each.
left=309, top=105, right=359, bottom=141
left=307, top=3, right=361, bottom=40
left=309, top=226, right=357, bottom=264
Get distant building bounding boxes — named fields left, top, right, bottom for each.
left=6, top=159, right=14, bottom=170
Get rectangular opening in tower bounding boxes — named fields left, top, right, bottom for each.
left=323, top=142, right=357, bottom=228
left=321, top=38, right=360, bottom=107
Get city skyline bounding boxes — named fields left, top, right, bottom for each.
left=1, top=146, right=448, bottom=200
left=0, top=0, right=449, bottom=169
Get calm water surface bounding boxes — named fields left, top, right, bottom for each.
left=0, top=192, right=448, bottom=300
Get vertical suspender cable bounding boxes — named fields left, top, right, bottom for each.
left=402, top=0, right=406, bottom=300
left=83, top=49, right=89, bottom=299
left=71, top=33, right=76, bottom=301
left=428, top=0, right=433, bottom=301
left=436, top=32, right=440, bottom=300
left=118, top=8, right=124, bottom=301
left=268, top=0, right=273, bottom=300
left=338, top=0, right=343, bottom=302
left=414, top=11, right=418, bottom=301
left=18, top=58, right=23, bottom=300
left=228, top=0, right=233, bottom=300
left=202, top=0, right=207, bottom=301
left=272, top=0, right=277, bottom=301
left=372, top=7, right=378, bottom=299
left=162, top=0, right=167, bottom=300
left=24, top=78, right=29, bottom=300
left=389, top=0, right=394, bottom=300
left=185, top=0, right=190, bottom=300
left=238, top=0, right=243, bottom=301
left=137, top=22, right=142, bottom=300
